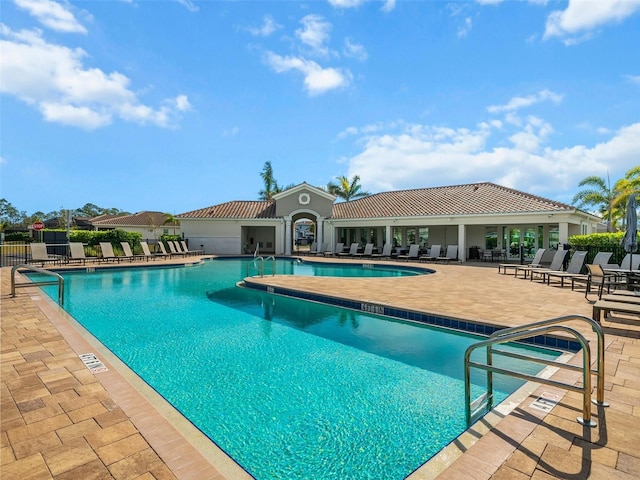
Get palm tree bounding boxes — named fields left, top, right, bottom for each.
left=327, top=175, right=371, bottom=202
left=163, top=213, right=179, bottom=236
left=572, top=173, right=621, bottom=232
left=613, top=166, right=640, bottom=229
left=258, top=161, right=283, bottom=201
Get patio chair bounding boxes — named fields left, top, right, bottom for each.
left=436, top=245, right=459, bottom=263
left=313, top=242, right=328, bottom=256
left=353, top=243, right=374, bottom=258
left=157, top=242, right=173, bottom=258
left=592, top=299, right=640, bottom=323
left=167, top=241, right=187, bottom=256
left=67, top=242, right=94, bottom=265
left=140, top=241, right=169, bottom=260
left=337, top=243, right=359, bottom=258
left=525, top=249, right=569, bottom=281
left=498, top=248, right=546, bottom=275
left=419, top=245, right=441, bottom=262
left=371, top=243, right=392, bottom=260
left=514, top=249, right=567, bottom=279
left=324, top=242, right=344, bottom=256
left=568, top=251, right=613, bottom=291
left=583, top=263, right=626, bottom=300
left=28, top=243, right=61, bottom=266
left=181, top=240, right=204, bottom=256
left=306, top=242, right=318, bottom=256
left=542, top=251, right=588, bottom=287
left=397, top=244, right=420, bottom=261
left=99, top=242, right=123, bottom=263
left=120, top=242, right=146, bottom=262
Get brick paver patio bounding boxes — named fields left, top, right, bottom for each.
left=2, top=257, right=640, bottom=479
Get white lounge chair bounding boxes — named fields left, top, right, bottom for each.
left=436, top=245, right=459, bottom=263
left=517, top=249, right=568, bottom=280
left=338, top=243, right=359, bottom=258
left=67, top=242, right=93, bottom=265
left=543, top=251, right=588, bottom=287
left=397, top=244, right=420, bottom=261
left=371, top=243, right=392, bottom=260
left=419, top=245, right=441, bottom=262
left=498, top=248, right=546, bottom=275
left=353, top=243, right=374, bottom=258
left=181, top=240, right=204, bottom=256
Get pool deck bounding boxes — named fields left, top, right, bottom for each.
left=2, top=256, right=640, bottom=479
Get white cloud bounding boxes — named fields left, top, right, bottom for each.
left=176, top=0, right=198, bottom=13
left=625, top=74, right=640, bottom=85
left=342, top=114, right=640, bottom=202
left=14, top=0, right=87, bottom=34
left=343, top=37, right=368, bottom=61
left=247, top=15, right=282, bottom=37
left=381, top=0, right=396, bottom=13
left=457, top=17, right=472, bottom=38
left=0, top=25, right=190, bottom=129
left=487, top=89, right=563, bottom=114
left=544, top=0, right=640, bottom=44
left=296, top=14, right=331, bottom=57
left=223, top=126, right=240, bottom=137
left=264, top=51, right=351, bottom=96
left=328, top=0, right=365, bottom=8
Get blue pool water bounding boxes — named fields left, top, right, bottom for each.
left=38, top=259, right=560, bottom=480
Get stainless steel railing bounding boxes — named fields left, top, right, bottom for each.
left=464, top=314, right=606, bottom=428
left=11, top=264, right=64, bottom=305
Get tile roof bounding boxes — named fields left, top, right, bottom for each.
left=331, top=183, right=576, bottom=219
left=178, top=201, right=276, bottom=219
left=91, top=211, right=171, bottom=226
left=177, top=183, right=578, bottom=220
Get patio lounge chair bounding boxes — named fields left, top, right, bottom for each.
left=515, top=249, right=567, bottom=279
left=526, top=249, right=569, bottom=281
left=419, top=245, right=441, bottom=262
left=567, top=251, right=614, bottom=291
left=120, top=242, right=146, bottom=262
left=157, top=242, right=173, bottom=258
left=397, top=244, right=420, bottom=261
left=338, top=243, right=359, bottom=258
left=593, top=299, right=640, bottom=323
left=436, top=245, right=459, bottom=263
left=140, top=241, right=169, bottom=260
left=581, top=264, right=624, bottom=300
left=313, top=242, right=328, bottom=256
left=99, top=242, right=123, bottom=263
left=181, top=240, right=204, bottom=256
left=498, top=248, right=546, bottom=275
left=325, top=242, right=344, bottom=256
left=353, top=243, right=374, bottom=258
left=371, top=243, right=392, bottom=260
left=167, top=241, right=187, bottom=256
left=28, top=243, right=61, bottom=266
left=542, top=251, right=589, bottom=287
left=67, top=242, right=93, bottom=265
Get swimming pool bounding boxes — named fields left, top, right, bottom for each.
left=38, top=259, right=561, bottom=479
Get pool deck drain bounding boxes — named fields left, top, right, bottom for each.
left=2, top=256, right=640, bottom=479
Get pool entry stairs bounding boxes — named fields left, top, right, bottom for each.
left=464, top=314, right=607, bottom=428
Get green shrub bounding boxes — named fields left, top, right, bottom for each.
left=5, top=232, right=30, bottom=242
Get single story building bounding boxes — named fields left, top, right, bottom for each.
left=90, top=211, right=181, bottom=240
left=177, top=182, right=602, bottom=262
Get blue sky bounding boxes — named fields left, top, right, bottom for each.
left=1, top=0, right=639, bottom=217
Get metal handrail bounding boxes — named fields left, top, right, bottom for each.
left=489, top=314, right=606, bottom=406
left=11, top=264, right=64, bottom=305
left=245, top=256, right=276, bottom=278
left=464, top=318, right=605, bottom=428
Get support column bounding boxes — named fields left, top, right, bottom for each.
left=386, top=224, right=392, bottom=247
left=316, top=217, right=324, bottom=250
left=458, top=224, right=467, bottom=262
left=285, top=217, right=292, bottom=255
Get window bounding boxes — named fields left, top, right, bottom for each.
left=485, top=227, right=497, bottom=250
left=419, top=227, right=429, bottom=247
left=548, top=225, right=559, bottom=250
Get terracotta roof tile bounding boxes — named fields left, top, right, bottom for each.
left=178, top=201, right=276, bottom=219
left=332, top=183, right=575, bottom=219
left=91, top=211, right=170, bottom=226
left=177, top=183, right=577, bottom=220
